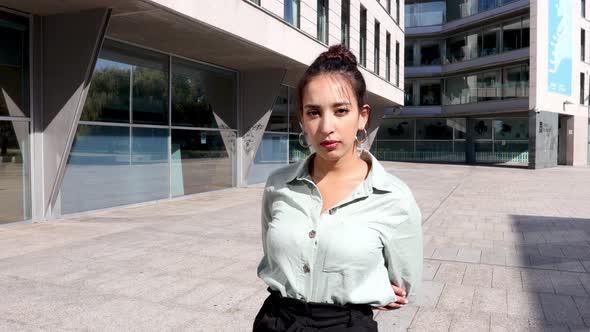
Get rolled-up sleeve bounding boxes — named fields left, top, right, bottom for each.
left=382, top=195, right=423, bottom=301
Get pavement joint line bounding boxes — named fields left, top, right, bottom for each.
left=421, top=167, right=474, bottom=227
left=424, top=257, right=590, bottom=274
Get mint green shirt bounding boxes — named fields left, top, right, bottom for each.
left=257, top=150, right=423, bottom=307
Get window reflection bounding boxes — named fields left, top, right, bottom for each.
left=0, top=120, right=30, bottom=223
left=171, top=129, right=233, bottom=196
left=172, top=58, right=237, bottom=129
left=0, top=13, right=29, bottom=117
left=82, top=58, right=130, bottom=123
left=419, top=81, right=441, bottom=105
left=420, top=41, right=441, bottom=65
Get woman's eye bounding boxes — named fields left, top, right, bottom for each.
left=306, top=110, right=320, bottom=117
left=336, top=108, right=349, bottom=115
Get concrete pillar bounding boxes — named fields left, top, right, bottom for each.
left=32, top=8, right=111, bottom=219
left=529, top=110, right=558, bottom=169
left=238, top=69, right=285, bottom=186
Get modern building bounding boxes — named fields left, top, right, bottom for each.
left=0, top=0, right=404, bottom=223
left=373, top=0, right=590, bottom=169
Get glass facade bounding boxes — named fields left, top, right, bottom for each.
left=0, top=11, right=30, bottom=223
left=443, top=64, right=529, bottom=105
left=419, top=81, right=441, bottom=105
left=61, top=39, right=237, bottom=214
left=386, top=33, right=391, bottom=81
left=371, top=117, right=528, bottom=163
left=410, top=15, right=529, bottom=66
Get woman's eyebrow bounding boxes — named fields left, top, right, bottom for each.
left=332, top=102, right=351, bottom=107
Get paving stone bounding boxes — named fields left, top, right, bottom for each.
left=375, top=305, right=418, bottom=332
left=507, top=291, right=545, bottom=319
left=432, top=247, right=458, bottom=261
left=481, top=248, right=506, bottom=266
left=550, top=271, right=588, bottom=297
left=433, top=262, right=467, bottom=285
left=462, top=264, right=492, bottom=288
left=414, top=280, right=444, bottom=308
left=490, top=313, right=530, bottom=332
left=529, top=255, right=559, bottom=270
left=555, top=259, right=586, bottom=273
left=492, top=266, right=523, bottom=290
left=472, top=287, right=507, bottom=314
left=422, top=260, right=440, bottom=281
left=573, top=296, right=590, bottom=326
left=408, top=308, right=452, bottom=332
left=539, top=293, right=584, bottom=325
left=456, top=248, right=481, bottom=263
left=520, top=269, right=555, bottom=294
left=448, top=311, right=490, bottom=332
left=436, top=285, right=475, bottom=312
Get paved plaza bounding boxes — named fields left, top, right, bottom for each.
left=1, top=162, right=590, bottom=331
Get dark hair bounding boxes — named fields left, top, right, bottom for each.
left=297, top=44, right=367, bottom=116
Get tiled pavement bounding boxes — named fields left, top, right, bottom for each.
left=0, top=162, right=589, bottom=331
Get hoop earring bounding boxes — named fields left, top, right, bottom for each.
left=298, top=132, right=310, bottom=148
left=356, top=128, right=368, bottom=144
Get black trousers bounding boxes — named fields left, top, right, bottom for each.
left=253, top=289, right=378, bottom=332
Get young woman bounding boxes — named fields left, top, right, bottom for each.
left=254, top=45, right=423, bottom=331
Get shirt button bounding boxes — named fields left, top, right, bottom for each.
left=329, top=208, right=336, bottom=215
left=308, top=230, right=316, bottom=239
left=303, top=264, right=310, bottom=273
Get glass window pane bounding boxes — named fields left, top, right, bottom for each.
left=130, top=127, right=169, bottom=202
left=289, top=134, right=309, bottom=163
left=132, top=51, right=168, bottom=125
left=405, top=82, right=414, bottom=106
left=0, top=13, right=29, bottom=117
left=466, top=31, right=479, bottom=59
left=377, top=119, right=415, bottom=139
left=416, top=141, right=453, bottom=152
left=405, top=41, right=414, bottom=66
left=475, top=141, right=493, bottom=152
left=267, top=85, right=289, bottom=132
left=288, top=87, right=301, bottom=133
left=479, top=26, right=500, bottom=56
left=420, top=41, right=441, bottom=65
left=171, top=129, right=234, bottom=196
left=61, top=125, right=132, bottom=214
left=371, top=140, right=414, bottom=152
left=477, top=70, right=501, bottom=102
left=493, top=141, right=528, bottom=153
left=444, top=76, right=466, bottom=105
left=503, top=65, right=525, bottom=99
left=447, top=34, right=467, bottom=63
left=414, top=1, right=445, bottom=27
left=449, top=118, right=466, bottom=139
left=248, top=133, right=289, bottom=184
left=502, top=19, right=521, bottom=52
left=472, top=119, right=492, bottom=139
left=493, top=118, right=529, bottom=140
left=317, top=0, right=329, bottom=43
left=416, top=118, right=453, bottom=139
left=0, top=120, right=30, bottom=222
left=82, top=58, right=130, bottom=123
left=419, top=81, right=441, bottom=105
left=285, top=0, right=300, bottom=27
left=172, top=57, right=237, bottom=129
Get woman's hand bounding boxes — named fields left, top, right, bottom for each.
left=376, top=284, right=408, bottom=311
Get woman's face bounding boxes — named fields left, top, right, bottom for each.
left=300, top=74, right=369, bottom=162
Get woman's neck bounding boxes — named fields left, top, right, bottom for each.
left=311, top=148, right=365, bottom=181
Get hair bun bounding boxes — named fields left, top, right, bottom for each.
left=319, top=45, right=358, bottom=66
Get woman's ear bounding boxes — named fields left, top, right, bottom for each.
left=359, top=104, right=371, bottom=129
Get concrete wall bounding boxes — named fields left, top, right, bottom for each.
left=35, top=8, right=110, bottom=218
left=529, top=111, right=558, bottom=169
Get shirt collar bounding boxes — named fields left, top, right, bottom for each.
left=286, top=150, right=393, bottom=193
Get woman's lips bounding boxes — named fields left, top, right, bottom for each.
left=320, top=140, right=340, bottom=150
